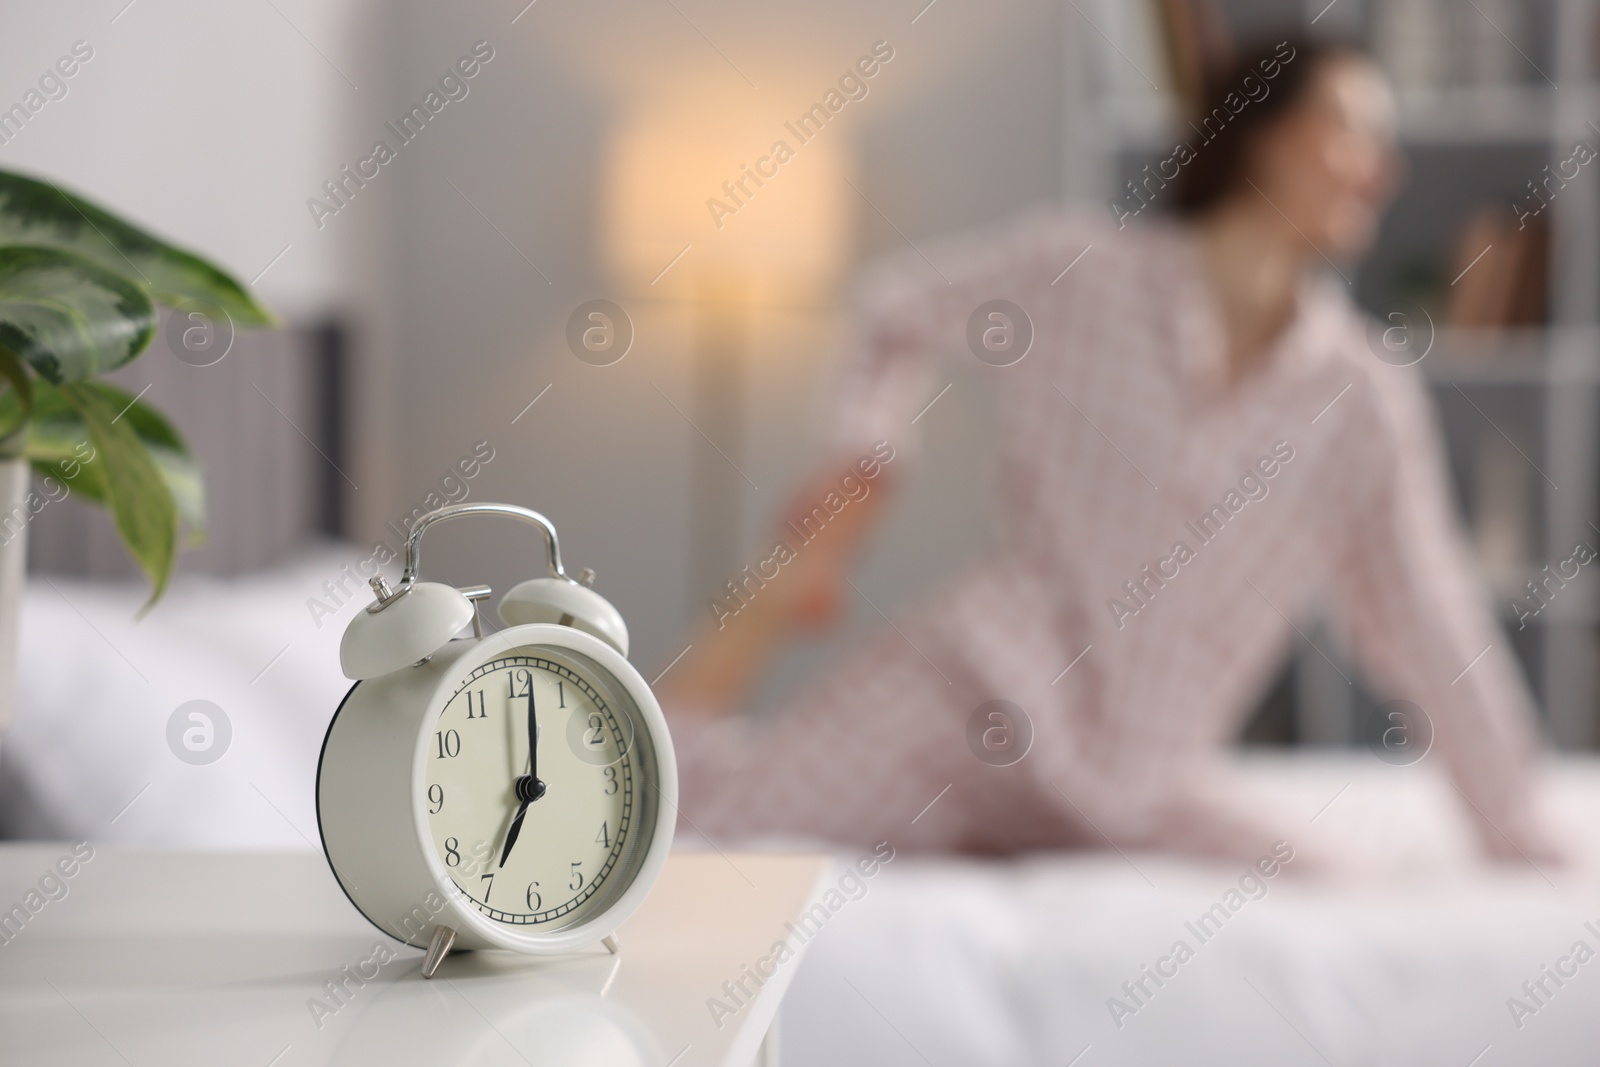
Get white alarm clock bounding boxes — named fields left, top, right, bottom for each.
left=317, top=503, right=677, bottom=977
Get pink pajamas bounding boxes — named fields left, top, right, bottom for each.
left=671, top=210, right=1544, bottom=863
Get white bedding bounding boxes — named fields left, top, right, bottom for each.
left=1, top=546, right=361, bottom=846
left=779, top=756, right=1600, bottom=1066
left=6, top=552, right=1599, bottom=1064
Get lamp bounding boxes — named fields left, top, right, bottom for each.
left=602, top=88, right=852, bottom=599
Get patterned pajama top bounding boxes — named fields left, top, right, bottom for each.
left=671, top=208, right=1544, bottom=864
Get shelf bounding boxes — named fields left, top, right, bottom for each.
left=1422, top=326, right=1600, bottom=386
left=1393, top=85, right=1556, bottom=144
left=1097, top=84, right=1572, bottom=154
left=1073, top=2, right=1600, bottom=748
left=1495, top=600, right=1600, bottom=627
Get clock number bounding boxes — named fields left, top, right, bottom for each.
left=508, top=669, right=533, bottom=700
left=558, top=680, right=566, bottom=708
left=602, top=766, right=618, bottom=795
left=465, top=690, right=488, bottom=719
left=444, top=837, right=461, bottom=867
left=595, top=821, right=611, bottom=849
left=480, top=873, right=494, bottom=902
left=569, top=862, right=584, bottom=891
left=435, top=729, right=460, bottom=758
left=526, top=882, right=541, bottom=910
left=584, top=713, right=605, bottom=748
left=428, top=784, right=444, bottom=813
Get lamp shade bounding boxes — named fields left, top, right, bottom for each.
left=601, top=90, right=851, bottom=300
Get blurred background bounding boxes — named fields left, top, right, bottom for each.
left=3, top=0, right=1599, bottom=792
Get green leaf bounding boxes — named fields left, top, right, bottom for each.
left=0, top=170, right=274, bottom=328
left=77, top=380, right=185, bottom=451
left=0, top=345, right=31, bottom=449
left=0, top=246, right=155, bottom=383
left=58, top=382, right=177, bottom=606
left=15, top=387, right=96, bottom=490
left=19, top=381, right=205, bottom=538
left=79, top=381, right=205, bottom=538
left=148, top=444, right=205, bottom=544
left=27, top=459, right=106, bottom=508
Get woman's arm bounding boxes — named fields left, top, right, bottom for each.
left=659, top=209, right=1096, bottom=713
left=655, top=461, right=897, bottom=716
left=1323, top=364, right=1561, bottom=866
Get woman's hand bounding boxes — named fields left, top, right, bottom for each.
left=1472, top=805, right=1570, bottom=872
left=654, top=457, right=897, bottom=718
left=764, top=462, right=895, bottom=632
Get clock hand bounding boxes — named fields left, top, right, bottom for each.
left=526, top=682, right=541, bottom=795
left=498, top=798, right=529, bottom=869
left=498, top=681, right=546, bottom=869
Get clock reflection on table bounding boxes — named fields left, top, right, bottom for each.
left=328, top=949, right=659, bottom=1066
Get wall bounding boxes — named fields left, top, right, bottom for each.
left=375, top=0, right=1075, bottom=687
left=0, top=0, right=364, bottom=319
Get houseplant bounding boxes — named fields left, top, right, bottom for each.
left=0, top=168, right=273, bottom=727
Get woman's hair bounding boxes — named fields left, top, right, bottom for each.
left=1172, top=36, right=1364, bottom=216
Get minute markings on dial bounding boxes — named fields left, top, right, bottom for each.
left=428, top=655, right=636, bottom=925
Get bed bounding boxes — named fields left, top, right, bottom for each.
left=5, top=555, right=1598, bottom=1065
left=779, top=756, right=1600, bottom=1066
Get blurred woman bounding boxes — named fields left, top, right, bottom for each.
left=658, top=38, right=1560, bottom=869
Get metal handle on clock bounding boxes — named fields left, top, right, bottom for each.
left=400, top=502, right=571, bottom=590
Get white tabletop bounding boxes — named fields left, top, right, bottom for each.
left=0, top=845, right=828, bottom=1067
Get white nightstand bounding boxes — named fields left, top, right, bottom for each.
left=0, top=844, right=828, bottom=1066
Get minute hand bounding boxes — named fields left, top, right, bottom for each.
left=498, top=681, right=546, bottom=869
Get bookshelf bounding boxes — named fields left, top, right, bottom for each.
left=1064, top=0, right=1600, bottom=749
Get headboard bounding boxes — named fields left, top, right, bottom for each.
left=26, top=315, right=347, bottom=579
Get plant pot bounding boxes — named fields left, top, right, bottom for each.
left=0, top=458, right=25, bottom=733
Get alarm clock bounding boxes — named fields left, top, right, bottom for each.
left=317, top=502, right=677, bottom=977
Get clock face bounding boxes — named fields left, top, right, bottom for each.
left=421, top=644, right=654, bottom=931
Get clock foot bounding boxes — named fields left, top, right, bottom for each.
left=601, top=933, right=619, bottom=955
left=422, top=924, right=457, bottom=979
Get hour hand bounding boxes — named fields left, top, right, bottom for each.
left=498, top=800, right=529, bottom=869
left=497, top=773, right=546, bottom=868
